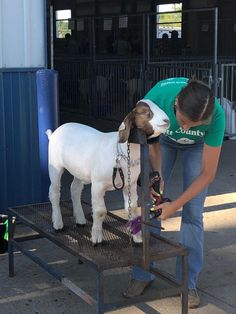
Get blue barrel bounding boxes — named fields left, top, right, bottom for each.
left=36, top=69, right=59, bottom=202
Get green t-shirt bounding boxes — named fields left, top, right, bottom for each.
left=144, top=77, right=225, bottom=147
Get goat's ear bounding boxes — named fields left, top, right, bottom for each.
left=118, top=112, right=134, bottom=143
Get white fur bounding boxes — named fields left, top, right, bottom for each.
left=47, top=100, right=169, bottom=244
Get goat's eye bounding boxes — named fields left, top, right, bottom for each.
left=147, top=110, right=153, bottom=120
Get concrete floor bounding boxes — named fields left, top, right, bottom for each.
left=0, top=138, right=236, bottom=314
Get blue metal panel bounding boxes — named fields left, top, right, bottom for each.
left=0, top=69, right=43, bottom=213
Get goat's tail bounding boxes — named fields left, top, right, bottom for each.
left=46, top=129, right=52, bottom=140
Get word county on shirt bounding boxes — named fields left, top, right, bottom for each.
left=166, top=128, right=205, bottom=137
left=165, top=127, right=206, bottom=144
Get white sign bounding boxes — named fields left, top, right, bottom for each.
left=104, top=18, right=112, bottom=31
left=119, top=16, right=128, bottom=28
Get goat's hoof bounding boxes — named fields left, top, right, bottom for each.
left=132, top=239, right=143, bottom=247
left=92, top=241, right=103, bottom=247
left=54, top=227, right=64, bottom=233
left=132, top=232, right=143, bottom=244
left=76, top=223, right=86, bottom=228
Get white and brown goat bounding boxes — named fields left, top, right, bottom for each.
left=46, top=99, right=169, bottom=245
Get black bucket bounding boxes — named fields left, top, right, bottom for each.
left=0, top=215, right=15, bottom=254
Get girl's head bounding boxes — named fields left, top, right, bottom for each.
left=175, top=78, right=214, bottom=130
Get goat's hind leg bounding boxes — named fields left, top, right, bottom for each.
left=71, top=177, right=86, bottom=226
left=49, top=165, right=64, bottom=230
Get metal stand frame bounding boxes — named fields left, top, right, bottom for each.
left=7, top=129, right=188, bottom=314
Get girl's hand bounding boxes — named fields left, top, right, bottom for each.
left=154, top=201, right=179, bottom=220
left=150, top=176, right=164, bottom=201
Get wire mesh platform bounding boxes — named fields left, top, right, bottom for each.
left=8, top=200, right=187, bottom=270
left=7, top=201, right=189, bottom=313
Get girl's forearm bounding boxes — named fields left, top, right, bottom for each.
left=172, top=172, right=213, bottom=211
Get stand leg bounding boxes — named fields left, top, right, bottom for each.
left=96, top=271, right=104, bottom=314
left=8, top=214, right=14, bottom=277
left=182, top=255, right=188, bottom=314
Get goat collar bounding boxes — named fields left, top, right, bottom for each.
left=116, top=142, right=140, bottom=167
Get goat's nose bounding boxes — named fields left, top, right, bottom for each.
left=162, top=119, right=170, bottom=127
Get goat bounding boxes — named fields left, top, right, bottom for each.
left=46, top=99, right=169, bottom=245
left=123, top=78, right=153, bottom=105
left=79, top=75, right=111, bottom=104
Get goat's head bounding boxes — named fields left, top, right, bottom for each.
left=119, top=99, right=170, bottom=143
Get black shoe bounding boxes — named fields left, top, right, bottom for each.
left=123, top=279, right=152, bottom=298
left=188, top=288, right=200, bottom=309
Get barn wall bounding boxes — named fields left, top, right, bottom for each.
left=0, top=0, right=47, bottom=212
left=0, top=0, right=46, bottom=68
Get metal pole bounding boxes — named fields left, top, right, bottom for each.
left=50, top=5, right=54, bottom=69
left=8, top=214, right=14, bottom=277
left=142, top=13, right=146, bottom=67
left=140, top=143, right=151, bottom=269
left=181, top=255, right=189, bottom=314
left=147, top=14, right=150, bottom=64
left=213, top=7, right=218, bottom=96
left=96, top=271, right=104, bottom=314
left=92, top=17, right=96, bottom=62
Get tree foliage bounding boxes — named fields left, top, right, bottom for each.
left=158, top=4, right=182, bottom=29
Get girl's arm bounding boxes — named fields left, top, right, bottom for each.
left=156, top=144, right=222, bottom=219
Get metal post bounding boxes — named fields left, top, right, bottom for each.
left=36, top=69, right=59, bottom=201
left=92, top=17, right=96, bottom=62
left=142, top=13, right=146, bottom=67
left=140, top=143, right=151, bottom=269
left=220, top=64, right=224, bottom=104
left=50, top=5, right=54, bottom=69
left=213, top=7, right=218, bottom=96
left=96, top=271, right=104, bottom=314
left=147, top=14, right=150, bottom=64
left=181, top=255, right=189, bottom=314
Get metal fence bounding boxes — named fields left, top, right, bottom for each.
left=55, top=59, right=214, bottom=122
left=54, top=7, right=235, bottom=135
left=55, top=58, right=236, bottom=140
left=219, top=63, right=236, bottom=138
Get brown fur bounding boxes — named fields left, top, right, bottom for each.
left=118, top=102, right=154, bottom=143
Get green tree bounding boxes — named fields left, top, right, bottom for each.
left=158, top=4, right=182, bottom=29
left=56, top=20, right=70, bottom=38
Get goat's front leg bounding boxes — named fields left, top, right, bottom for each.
left=123, top=183, right=142, bottom=243
left=71, top=177, right=86, bottom=226
left=91, top=183, right=107, bottom=245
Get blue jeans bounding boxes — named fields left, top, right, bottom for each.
left=132, top=135, right=207, bottom=289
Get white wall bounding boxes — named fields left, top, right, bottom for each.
left=0, top=0, right=46, bottom=68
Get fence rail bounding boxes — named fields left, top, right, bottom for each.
left=220, top=63, right=236, bottom=138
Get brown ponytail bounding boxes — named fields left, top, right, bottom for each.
left=177, top=78, right=214, bottom=122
